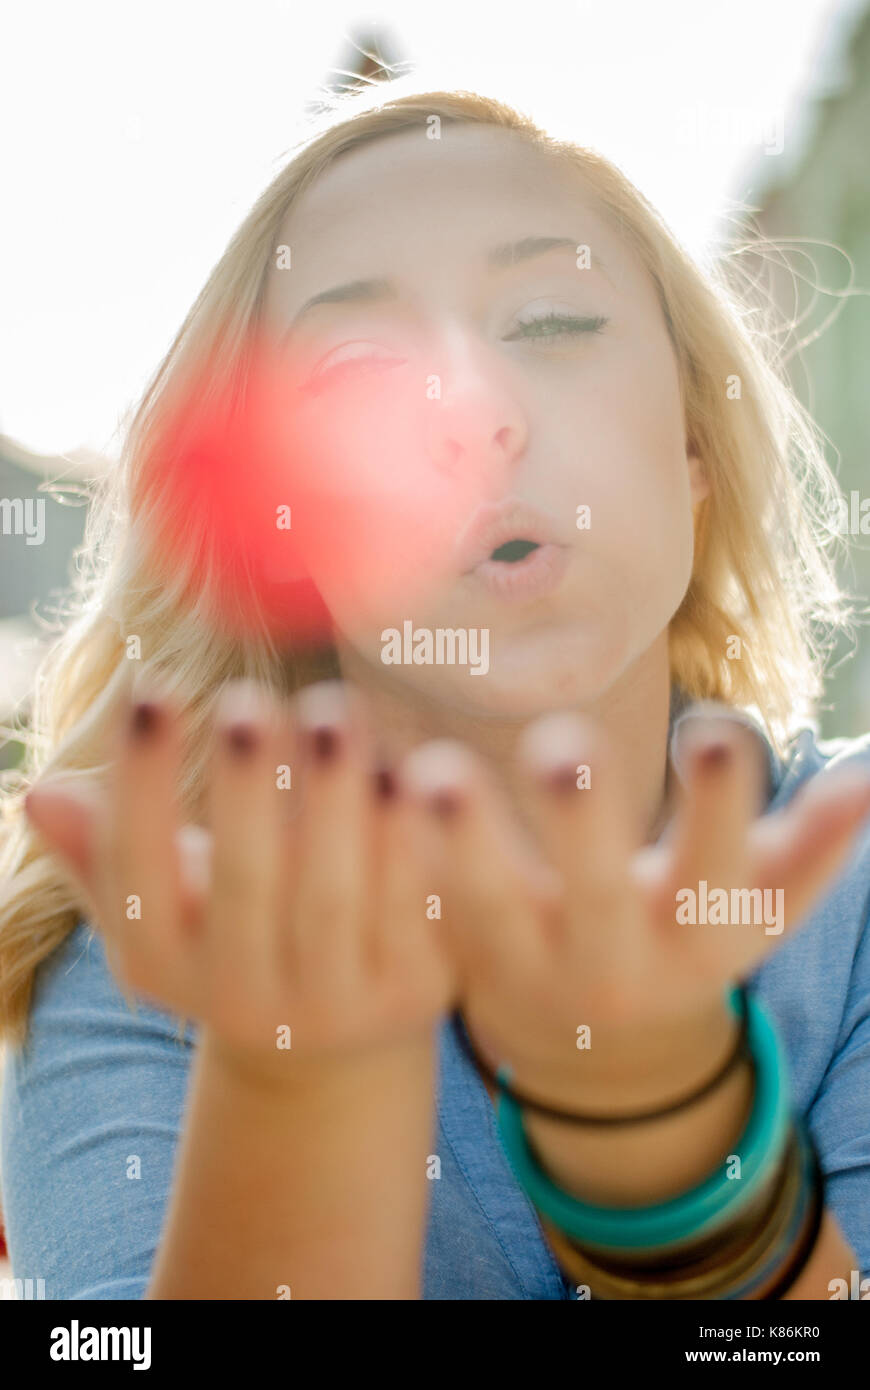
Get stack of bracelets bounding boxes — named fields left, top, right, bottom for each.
left=454, top=984, right=825, bottom=1299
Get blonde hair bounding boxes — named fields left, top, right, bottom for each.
left=0, top=79, right=853, bottom=1046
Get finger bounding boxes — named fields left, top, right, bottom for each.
left=23, top=779, right=103, bottom=924
left=750, top=764, right=870, bottom=927
left=516, top=712, right=637, bottom=962
left=106, top=682, right=189, bottom=988
left=664, top=719, right=768, bottom=907
left=401, top=738, right=550, bottom=980
left=290, top=680, right=372, bottom=982
left=518, top=710, right=637, bottom=881
left=205, top=679, right=290, bottom=993
left=177, top=822, right=213, bottom=923
left=367, top=764, right=439, bottom=966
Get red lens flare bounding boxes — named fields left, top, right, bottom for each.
left=140, top=331, right=503, bottom=645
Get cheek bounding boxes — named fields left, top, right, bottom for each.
left=560, top=346, right=693, bottom=562
left=287, top=378, right=495, bottom=623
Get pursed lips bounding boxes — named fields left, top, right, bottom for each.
left=457, top=499, right=569, bottom=574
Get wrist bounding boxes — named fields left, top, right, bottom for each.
left=525, top=1052, right=754, bottom=1206
left=519, top=992, right=756, bottom=1206
left=200, top=1022, right=437, bottom=1099
left=517, top=990, right=739, bottom=1115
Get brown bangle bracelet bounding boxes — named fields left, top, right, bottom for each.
left=453, top=986, right=751, bottom=1125
left=544, top=1124, right=825, bottom=1301
left=759, top=1134, right=825, bottom=1300
left=543, top=1124, right=804, bottom=1299
left=553, top=1129, right=794, bottom=1277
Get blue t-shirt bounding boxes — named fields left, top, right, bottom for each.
left=3, top=695, right=870, bottom=1299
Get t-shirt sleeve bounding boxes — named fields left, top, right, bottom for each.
left=0, top=920, right=197, bottom=1299
left=807, top=891, right=870, bottom=1285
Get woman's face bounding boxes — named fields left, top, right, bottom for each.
left=263, top=124, right=708, bottom=717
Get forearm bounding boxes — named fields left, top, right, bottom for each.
left=147, top=1028, right=437, bottom=1300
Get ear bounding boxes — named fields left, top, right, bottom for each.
left=687, top=447, right=710, bottom=507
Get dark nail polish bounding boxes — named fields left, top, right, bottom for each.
left=374, top=767, right=397, bottom=801
left=430, top=788, right=461, bottom=819
left=546, top=763, right=578, bottom=794
left=310, top=725, right=339, bottom=762
left=130, top=702, right=160, bottom=738
left=227, top=722, right=257, bottom=755
left=699, top=741, right=731, bottom=769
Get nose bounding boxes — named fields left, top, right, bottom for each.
left=424, top=339, right=529, bottom=485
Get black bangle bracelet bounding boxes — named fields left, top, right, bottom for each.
left=760, top=1126, right=826, bottom=1301
left=452, top=985, right=752, bottom=1126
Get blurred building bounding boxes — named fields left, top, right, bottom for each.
left=0, top=436, right=101, bottom=767
left=750, top=1, right=870, bottom=737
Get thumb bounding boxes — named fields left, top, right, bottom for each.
left=24, top=779, right=103, bottom=914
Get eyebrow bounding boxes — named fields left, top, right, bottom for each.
left=487, top=235, right=582, bottom=268
left=289, top=237, right=601, bottom=326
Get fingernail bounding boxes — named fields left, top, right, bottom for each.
left=226, top=721, right=258, bottom=755
left=544, top=763, right=579, bottom=794
left=310, top=724, right=340, bottom=762
left=518, top=711, right=595, bottom=779
left=699, top=741, right=731, bottom=769
left=130, top=701, right=161, bottom=738
left=430, top=788, right=461, bottom=819
left=373, top=766, right=398, bottom=801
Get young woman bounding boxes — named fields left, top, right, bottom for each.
left=2, top=82, right=870, bottom=1301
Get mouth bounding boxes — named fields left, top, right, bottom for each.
left=488, top=538, right=542, bottom=563
left=459, top=499, right=566, bottom=573
left=458, top=500, right=571, bottom=602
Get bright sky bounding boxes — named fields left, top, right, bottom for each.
left=1, top=0, right=864, bottom=459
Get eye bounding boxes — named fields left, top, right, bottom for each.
left=302, top=341, right=407, bottom=395
left=504, top=312, right=608, bottom=343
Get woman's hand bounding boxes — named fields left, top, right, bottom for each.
left=404, top=709, right=870, bottom=1113
left=23, top=678, right=455, bottom=1084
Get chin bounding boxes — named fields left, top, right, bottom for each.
left=406, top=624, right=633, bottom=720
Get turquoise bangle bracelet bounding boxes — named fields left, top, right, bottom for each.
left=496, top=985, right=791, bottom=1252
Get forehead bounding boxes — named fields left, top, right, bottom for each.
left=264, top=125, right=642, bottom=323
